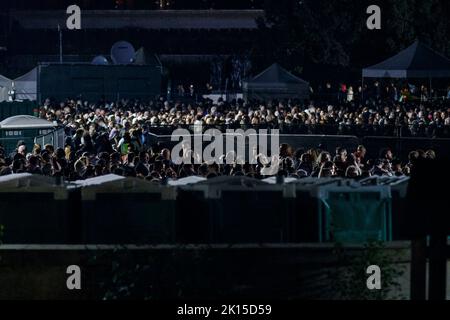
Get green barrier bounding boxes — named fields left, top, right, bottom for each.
left=211, top=189, right=292, bottom=243
left=178, top=177, right=294, bottom=244
left=319, top=189, right=392, bottom=243
left=0, top=174, right=71, bottom=244
left=76, top=175, right=176, bottom=244
left=291, top=178, right=341, bottom=242
left=0, top=101, right=36, bottom=121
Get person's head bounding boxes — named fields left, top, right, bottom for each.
left=319, top=161, right=336, bottom=178
left=33, top=144, right=42, bottom=155
left=345, top=165, right=360, bottom=178
left=16, top=140, right=26, bottom=148
left=123, top=131, right=131, bottom=142
left=380, top=148, right=393, bottom=161
left=336, top=147, right=347, bottom=162
left=55, top=148, right=65, bottom=160
left=356, top=145, right=366, bottom=158
left=279, top=143, right=293, bottom=158
left=408, top=150, right=419, bottom=163
left=41, top=151, right=51, bottom=163
left=161, top=148, right=171, bottom=161
left=425, top=149, right=436, bottom=160
left=18, top=145, right=27, bottom=156
left=139, top=151, right=150, bottom=163
left=44, top=144, right=54, bottom=154
left=317, top=151, right=332, bottom=165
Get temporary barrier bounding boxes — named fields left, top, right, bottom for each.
left=0, top=174, right=71, bottom=244
left=33, top=127, right=65, bottom=152
left=0, top=101, right=36, bottom=122
left=0, top=173, right=409, bottom=245
left=74, top=175, right=176, bottom=244
left=360, top=176, right=410, bottom=240
left=177, top=176, right=295, bottom=244
left=290, top=178, right=341, bottom=242
left=317, top=181, right=392, bottom=243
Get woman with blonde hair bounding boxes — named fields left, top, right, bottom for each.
left=32, top=143, right=41, bottom=156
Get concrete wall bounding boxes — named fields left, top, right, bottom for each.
left=0, top=243, right=416, bottom=300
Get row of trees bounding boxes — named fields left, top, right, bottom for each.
left=255, top=0, right=450, bottom=76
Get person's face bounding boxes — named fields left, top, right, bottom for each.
left=359, top=149, right=366, bottom=158
left=387, top=150, right=393, bottom=160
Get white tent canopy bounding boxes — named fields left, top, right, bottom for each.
left=0, top=67, right=38, bottom=102
left=14, top=67, right=38, bottom=101
left=0, top=74, right=13, bottom=102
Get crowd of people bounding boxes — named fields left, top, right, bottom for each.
left=0, top=135, right=437, bottom=182
left=37, top=92, right=450, bottom=137
left=0, top=86, right=448, bottom=182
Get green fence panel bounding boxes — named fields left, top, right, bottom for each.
left=0, top=174, right=71, bottom=244
left=0, top=101, right=36, bottom=121
left=77, top=176, right=176, bottom=244
left=320, top=191, right=392, bottom=243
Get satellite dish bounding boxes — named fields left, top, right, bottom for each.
left=110, top=41, right=136, bottom=65
left=91, top=55, right=110, bottom=65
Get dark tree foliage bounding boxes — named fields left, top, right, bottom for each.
left=257, top=0, right=450, bottom=73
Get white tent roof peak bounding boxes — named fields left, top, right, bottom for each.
left=0, top=115, right=57, bottom=129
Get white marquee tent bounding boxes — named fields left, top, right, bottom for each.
left=0, top=67, right=38, bottom=102
left=14, top=67, right=38, bottom=101
left=0, top=74, right=12, bottom=102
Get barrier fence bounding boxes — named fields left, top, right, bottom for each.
left=0, top=169, right=447, bottom=299
left=0, top=174, right=409, bottom=245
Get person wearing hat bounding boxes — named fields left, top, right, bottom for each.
left=8, top=140, right=26, bottom=161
